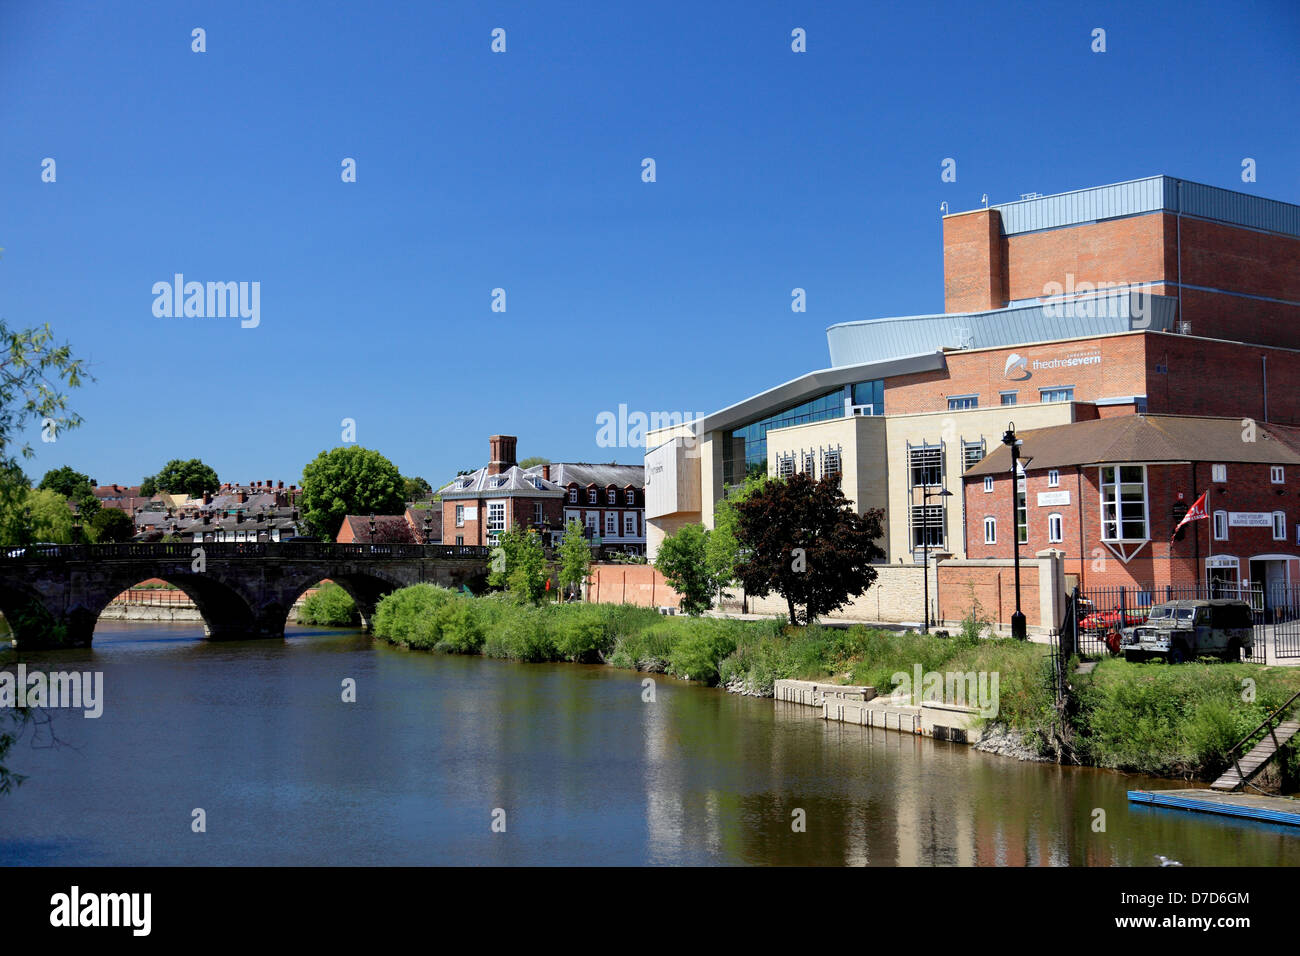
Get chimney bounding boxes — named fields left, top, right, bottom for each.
left=236, top=511, right=244, bottom=523
left=238, top=490, right=247, bottom=504
left=487, top=435, right=518, bottom=476
left=278, top=480, right=284, bottom=489
left=542, top=464, right=551, bottom=481
left=203, top=492, right=212, bottom=505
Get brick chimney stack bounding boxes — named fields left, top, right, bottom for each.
left=542, top=464, right=551, bottom=481
left=487, top=435, right=518, bottom=477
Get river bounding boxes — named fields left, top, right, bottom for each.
left=0, top=621, right=1295, bottom=866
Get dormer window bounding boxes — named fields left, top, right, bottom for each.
left=625, top=489, right=635, bottom=505
left=568, top=486, right=578, bottom=504
left=607, top=488, right=617, bottom=505
left=587, top=488, right=597, bottom=505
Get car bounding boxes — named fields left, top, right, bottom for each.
left=1118, top=599, right=1254, bottom=663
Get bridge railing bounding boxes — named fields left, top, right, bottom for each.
left=0, top=542, right=493, bottom=561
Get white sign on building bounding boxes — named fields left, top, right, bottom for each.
left=1037, top=490, right=1070, bottom=507
left=1228, top=512, right=1271, bottom=527
left=463, top=506, right=478, bottom=520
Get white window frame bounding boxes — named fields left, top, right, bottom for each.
left=625, top=489, right=635, bottom=505
left=607, top=488, right=617, bottom=505
left=983, top=516, right=996, bottom=544
left=1048, top=513, right=1063, bottom=543
left=1273, top=511, right=1287, bottom=541
left=1047, top=469, right=1060, bottom=488
left=587, top=488, right=598, bottom=505
left=999, top=391, right=1017, bottom=406
left=534, top=502, right=543, bottom=525
left=584, top=511, right=598, bottom=533
left=947, top=394, right=978, bottom=410
left=455, top=504, right=465, bottom=527
left=1212, top=464, right=1227, bottom=483
left=624, top=512, right=637, bottom=537
left=1271, top=466, right=1285, bottom=484
left=606, top=512, right=618, bottom=537
left=1040, top=386, right=1075, bottom=403
left=486, top=501, right=506, bottom=538
left=983, top=476, right=993, bottom=493
left=1099, top=464, right=1149, bottom=543
left=568, top=487, right=578, bottom=504
left=1213, top=510, right=1228, bottom=541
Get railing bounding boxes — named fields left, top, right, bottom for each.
left=0, top=542, right=493, bottom=561
left=1221, top=688, right=1300, bottom=787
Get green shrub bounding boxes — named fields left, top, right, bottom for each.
left=434, top=598, right=486, bottom=654
left=666, top=621, right=737, bottom=685
left=552, top=603, right=615, bottom=662
left=298, top=582, right=359, bottom=627
left=372, top=583, right=457, bottom=648
left=482, top=604, right=560, bottom=662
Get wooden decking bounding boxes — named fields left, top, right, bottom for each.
left=1210, top=720, right=1300, bottom=791
left=1129, top=788, right=1300, bottom=827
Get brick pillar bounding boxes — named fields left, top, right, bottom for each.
left=943, top=209, right=1006, bottom=313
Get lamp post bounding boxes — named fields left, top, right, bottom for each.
left=369, top=512, right=376, bottom=543
left=921, top=487, right=953, bottom=633
left=71, top=502, right=82, bottom=546
left=1002, top=422, right=1028, bottom=640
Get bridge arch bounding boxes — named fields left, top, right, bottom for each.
left=77, top=572, right=261, bottom=645
left=268, top=568, right=414, bottom=636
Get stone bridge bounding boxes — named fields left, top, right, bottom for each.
left=0, top=542, right=491, bottom=648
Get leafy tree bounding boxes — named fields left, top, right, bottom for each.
left=706, top=474, right=768, bottom=599
left=15, top=487, right=74, bottom=543
left=655, top=523, right=717, bottom=615
left=139, top=475, right=157, bottom=497
left=401, top=475, right=432, bottom=501
left=489, top=525, right=547, bottom=603
left=557, top=517, right=592, bottom=595
left=37, top=466, right=92, bottom=499
left=734, top=473, right=886, bottom=626
left=519, top=456, right=550, bottom=469
left=299, top=446, right=405, bottom=541
left=145, top=458, right=219, bottom=498
left=89, top=506, right=135, bottom=543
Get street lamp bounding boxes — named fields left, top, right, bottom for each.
left=1002, top=422, right=1028, bottom=640
left=921, top=487, right=953, bottom=633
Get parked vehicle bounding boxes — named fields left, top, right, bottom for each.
left=1119, top=599, right=1254, bottom=663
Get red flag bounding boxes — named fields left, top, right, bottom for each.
left=1172, top=490, right=1208, bottom=539
left=545, top=578, right=551, bottom=591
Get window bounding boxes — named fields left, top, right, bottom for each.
left=624, top=512, right=637, bottom=537
left=1000, top=391, right=1018, bottom=406
left=1272, top=466, right=1285, bottom=484
left=486, top=502, right=506, bottom=537
left=607, top=488, right=617, bottom=505
left=534, top=503, right=543, bottom=525
left=587, top=488, right=598, bottom=504
left=1048, top=469, right=1060, bottom=488
left=983, top=516, right=996, bottom=544
left=1040, top=387, right=1075, bottom=403
left=625, top=489, right=635, bottom=505
left=606, top=512, right=618, bottom=536
left=1212, top=464, right=1227, bottom=483
left=585, top=512, right=598, bottom=532
left=1016, top=487, right=1028, bottom=544
left=1100, top=465, right=1147, bottom=541
left=911, top=505, right=944, bottom=549
left=777, top=454, right=795, bottom=479
left=455, top=505, right=465, bottom=527
left=909, top=445, right=943, bottom=487
left=823, top=447, right=842, bottom=479
left=962, top=439, right=986, bottom=472
left=530, top=477, right=545, bottom=490
left=850, top=379, right=884, bottom=415
left=1048, top=513, right=1063, bottom=543
left=455, top=535, right=464, bottom=545
left=948, top=395, right=978, bottom=410
left=983, top=476, right=993, bottom=493
left=1213, top=510, right=1228, bottom=540
left=489, top=475, right=506, bottom=489
left=1273, top=511, right=1287, bottom=541
left=568, top=486, right=578, bottom=504
left=801, top=450, right=816, bottom=476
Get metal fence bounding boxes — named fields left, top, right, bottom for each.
left=1074, top=583, right=1300, bottom=660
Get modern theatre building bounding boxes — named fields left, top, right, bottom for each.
left=644, top=175, right=1300, bottom=595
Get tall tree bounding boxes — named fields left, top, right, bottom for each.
left=37, top=465, right=100, bottom=522
left=401, top=475, right=432, bottom=502
left=89, top=506, right=135, bottom=543
left=299, top=446, right=405, bottom=541
left=654, top=523, right=717, bottom=615
left=145, top=458, right=219, bottom=498
left=489, top=525, right=546, bottom=603
left=734, top=473, right=886, bottom=626
left=706, top=474, right=768, bottom=598
left=557, top=517, right=593, bottom=596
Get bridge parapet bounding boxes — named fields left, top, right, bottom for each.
left=0, top=542, right=493, bottom=562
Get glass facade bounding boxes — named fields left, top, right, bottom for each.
left=722, top=387, right=849, bottom=485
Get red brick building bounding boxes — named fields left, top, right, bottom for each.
left=439, top=435, right=646, bottom=553
left=964, top=415, right=1300, bottom=600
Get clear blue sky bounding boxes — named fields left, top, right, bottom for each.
left=3, top=0, right=1298, bottom=490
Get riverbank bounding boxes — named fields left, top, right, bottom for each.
left=369, top=584, right=1300, bottom=787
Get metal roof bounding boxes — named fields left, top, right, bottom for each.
left=524, top=463, right=643, bottom=488
left=986, top=175, right=1300, bottom=238
left=825, top=292, right=1176, bottom=367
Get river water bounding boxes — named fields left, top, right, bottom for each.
left=0, top=622, right=1295, bottom=866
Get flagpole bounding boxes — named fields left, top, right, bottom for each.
left=1206, top=485, right=1212, bottom=594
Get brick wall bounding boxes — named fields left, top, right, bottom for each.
left=943, top=210, right=1005, bottom=313
left=935, top=561, right=1043, bottom=628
